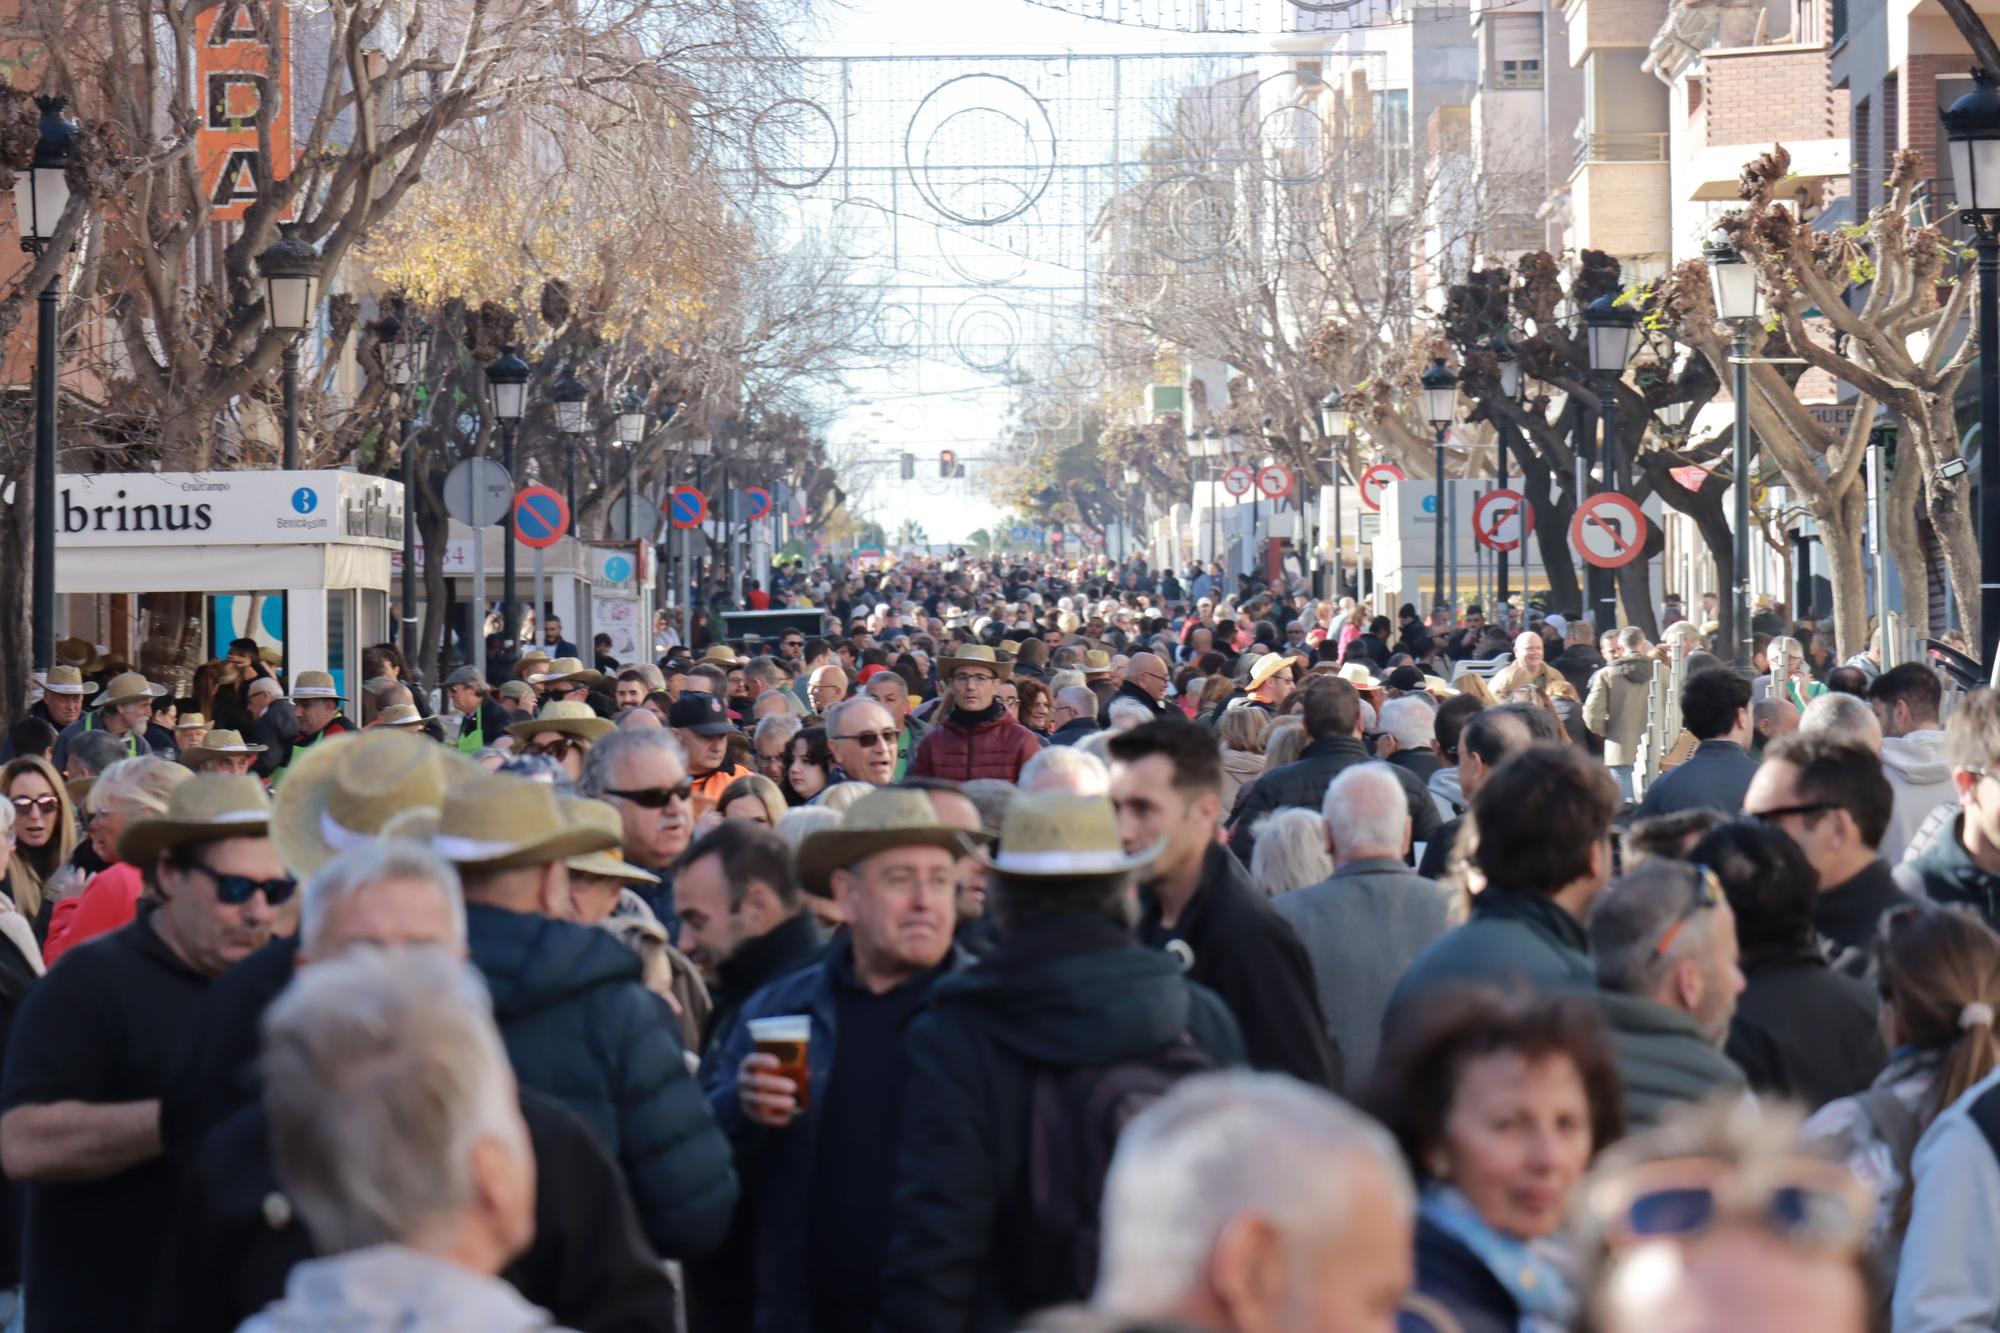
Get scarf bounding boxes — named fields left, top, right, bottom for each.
left=1421, top=1185, right=1577, bottom=1332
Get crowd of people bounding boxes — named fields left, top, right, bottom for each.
left=0, top=549, right=1988, bottom=1333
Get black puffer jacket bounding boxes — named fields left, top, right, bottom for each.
left=469, top=904, right=737, bottom=1260
left=875, top=915, right=1245, bottom=1333
left=1227, top=734, right=1441, bottom=865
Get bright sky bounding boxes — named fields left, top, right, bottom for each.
left=808, top=0, right=1233, bottom=545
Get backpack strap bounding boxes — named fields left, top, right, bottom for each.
left=1857, top=1086, right=1922, bottom=1176
left=1966, top=1080, right=2000, bottom=1165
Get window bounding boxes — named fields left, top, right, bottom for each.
left=1495, top=58, right=1543, bottom=89
left=1883, top=72, right=1899, bottom=164
left=1854, top=96, right=1871, bottom=216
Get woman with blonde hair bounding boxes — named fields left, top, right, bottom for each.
left=1248, top=807, right=1334, bottom=897
left=3, top=755, right=76, bottom=940
left=42, top=757, right=191, bottom=966
left=1218, top=706, right=1270, bottom=809
left=717, top=773, right=788, bottom=828
left=1263, top=716, right=1310, bottom=772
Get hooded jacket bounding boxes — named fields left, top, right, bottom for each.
left=467, top=904, right=736, bottom=1261
left=1583, top=655, right=1655, bottom=767
left=1595, top=991, right=1746, bottom=1129
left=1879, top=729, right=1956, bottom=864
left=910, top=703, right=1042, bottom=783
left=236, top=1245, right=574, bottom=1333
left=875, top=916, right=1245, bottom=1332
left=1897, top=812, right=2000, bottom=932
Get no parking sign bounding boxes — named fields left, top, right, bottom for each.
left=667, top=486, right=708, bottom=530
left=512, top=487, right=569, bottom=549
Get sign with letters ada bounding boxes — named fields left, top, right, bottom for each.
left=56, top=472, right=401, bottom=549
left=195, top=0, right=294, bottom=222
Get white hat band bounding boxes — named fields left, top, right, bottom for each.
left=433, top=833, right=528, bottom=861
left=293, top=688, right=341, bottom=698
left=991, top=848, right=1135, bottom=873
left=203, top=809, right=270, bottom=827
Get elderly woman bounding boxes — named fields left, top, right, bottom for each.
left=1366, top=987, right=1624, bottom=1333
left=4, top=756, right=76, bottom=942
left=1248, top=807, right=1333, bottom=898
left=42, top=756, right=190, bottom=966
left=1760, top=635, right=1826, bottom=713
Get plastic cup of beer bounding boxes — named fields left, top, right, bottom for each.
left=747, top=1015, right=812, bottom=1112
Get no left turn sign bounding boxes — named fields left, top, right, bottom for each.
left=1255, top=464, right=1292, bottom=499
left=1472, top=488, right=1533, bottom=552
left=1358, top=464, right=1406, bottom=512
left=1222, top=466, right=1255, bottom=497
left=1570, top=493, right=1648, bottom=569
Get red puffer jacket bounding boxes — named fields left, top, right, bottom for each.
left=910, top=709, right=1044, bottom=783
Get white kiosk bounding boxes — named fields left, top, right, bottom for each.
left=56, top=470, right=402, bottom=695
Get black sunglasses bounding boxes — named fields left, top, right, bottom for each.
left=606, top=783, right=694, bottom=808
left=187, top=862, right=297, bottom=906
left=1746, top=801, right=1837, bottom=825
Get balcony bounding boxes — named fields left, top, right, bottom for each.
left=1573, top=131, right=1669, bottom=170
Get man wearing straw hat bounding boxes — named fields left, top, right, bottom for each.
left=911, top=644, right=1041, bottom=783
left=874, top=792, right=1246, bottom=1330
left=706, top=787, right=971, bottom=1333
left=436, top=771, right=738, bottom=1261
left=280, top=672, right=353, bottom=779
left=51, top=670, right=166, bottom=771
left=0, top=665, right=95, bottom=762
left=0, top=776, right=286, bottom=1331
left=179, top=729, right=269, bottom=776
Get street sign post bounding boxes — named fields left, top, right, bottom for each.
left=1570, top=493, right=1648, bottom=569
left=1358, top=464, right=1405, bottom=512
left=1255, top=464, right=1292, bottom=500
left=513, top=486, right=569, bottom=641
left=1472, top=488, right=1534, bottom=552
left=443, top=458, right=512, bottom=663
left=1222, top=466, right=1254, bottom=497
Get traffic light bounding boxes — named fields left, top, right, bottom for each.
left=940, top=449, right=956, bottom=478
left=900, top=452, right=915, bottom=480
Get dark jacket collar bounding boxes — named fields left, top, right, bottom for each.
left=941, top=701, right=1008, bottom=732
left=714, top=909, right=821, bottom=1003
left=1300, top=734, right=1366, bottom=761
left=1691, top=738, right=1748, bottom=758
left=1815, top=858, right=1906, bottom=948
left=1472, top=888, right=1589, bottom=955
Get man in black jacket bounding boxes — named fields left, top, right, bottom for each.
left=1096, top=651, right=1175, bottom=726
left=1226, top=677, right=1440, bottom=867
left=1049, top=687, right=1102, bottom=746
left=675, top=821, right=822, bottom=1065
left=875, top=793, right=1246, bottom=1332
left=1107, top=720, right=1338, bottom=1089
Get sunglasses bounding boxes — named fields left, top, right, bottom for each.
left=186, top=862, right=298, bottom=907
left=837, top=730, right=898, bottom=750
left=606, top=782, right=694, bottom=808
left=1745, top=801, right=1837, bottom=825
left=10, top=796, right=59, bottom=814
left=1651, top=864, right=1725, bottom=958
left=525, top=736, right=587, bottom=760
left=1588, top=1155, right=1871, bottom=1254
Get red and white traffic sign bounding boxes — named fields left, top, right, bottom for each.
left=666, top=485, right=708, bottom=530
left=1255, top=464, right=1292, bottom=499
left=1472, top=488, right=1534, bottom=552
left=512, top=486, right=569, bottom=550
left=1358, top=464, right=1406, bottom=512
left=1570, top=493, right=1648, bottom=569
left=1222, top=466, right=1255, bottom=497
left=742, top=485, right=773, bottom=521
left=1084, top=528, right=1105, bottom=548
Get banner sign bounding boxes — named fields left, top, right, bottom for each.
left=196, top=0, right=293, bottom=221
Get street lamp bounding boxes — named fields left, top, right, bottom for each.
left=256, top=223, right=324, bottom=472
left=1319, top=389, right=1349, bottom=600
left=483, top=346, right=530, bottom=675
left=1489, top=338, right=1523, bottom=606
left=617, top=391, right=647, bottom=544
left=373, top=304, right=429, bottom=676
left=1581, top=293, right=1640, bottom=630
left=1945, top=69, right=2000, bottom=669
left=1707, top=236, right=1764, bottom=666
left=17, top=94, right=77, bottom=676
left=1421, top=357, right=1459, bottom=614
left=551, top=374, right=590, bottom=520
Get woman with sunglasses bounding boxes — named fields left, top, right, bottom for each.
left=3, top=756, right=76, bottom=943
left=783, top=727, right=834, bottom=806
left=43, top=757, right=190, bottom=967
left=1801, top=906, right=2000, bottom=1297
left=1365, top=987, right=1624, bottom=1333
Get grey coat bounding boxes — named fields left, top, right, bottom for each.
left=1274, top=858, right=1454, bottom=1091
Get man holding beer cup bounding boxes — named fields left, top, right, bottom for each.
left=704, top=788, right=971, bottom=1333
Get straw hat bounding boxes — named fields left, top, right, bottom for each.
left=118, top=775, right=273, bottom=867
left=99, top=672, right=168, bottom=707
left=697, top=645, right=747, bottom=668
left=515, top=650, right=553, bottom=679
left=179, top=729, right=268, bottom=767
left=529, top=656, right=603, bottom=687
left=562, top=798, right=659, bottom=884
left=174, top=712, right=209, bottom=732
left=1245, top=653, right=1297, bottom=690
left=55, top=637, right=96, bottom=671
left=289, top=670, right=346, bottom=702
left=431, top=772, right=619, bottom=872
left=971, top=791, right=1161, bottom=880
left=1080, top=650, right=1114, bottom=677
left=936, top=644, right=1008, bottom=679
left=796, top=787, right=973, bottom=895
left=506, top=699, right=614, bottom=743
left=39, top=665, right=97, bottom=698
left=375, top=703, right=427, bottom=729
left=1336, top=663, right=1380, bottom=689
left=272, top=731, right=471, bottom=877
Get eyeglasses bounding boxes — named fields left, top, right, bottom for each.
left=1651, top=864, right=1725, bottom=958
left=954, top=673, right=997, bottom=685
left=1587, top=1155, right=1872, bottom=1255
left=9, top=796, right=59, bottom=814
left=186, top=862, right=298, bottom=907
left=525, top=736, right=587, bottom=760
left=1745, top=801, right=1837, bottom=826
left=606, top=782, right=694, bottom=808
left=836, top=730, right=898, bottom=749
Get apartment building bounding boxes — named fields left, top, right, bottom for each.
left=1556, top=0, right=1676, bottom=275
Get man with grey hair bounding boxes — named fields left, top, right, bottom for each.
left=1799, top=690, right=1883, bottom=753
left=825, top=696, right=900, bottom=787
left=1373, top=694, right=1443, bottom=784
left=1050, top=685, right=1102, bottom=746
left=863, top=667, right=927, bottom=780
left=1275, top=763, right=1452, bottom=1089
left=1018, top=743, right=1111, bottom=797
left=1105, top=696, right=1155, bottom=733
left=245, top=675, right=297, bottom=777
left=1588, top=859, right=1748, bottom=1128
left=753, top=712, right=804, bottom=783
left=242, top=949, right=543, bottom=1330
left=1071, top=1071, right=1414, bottom=1333
left=579, top=727, right=694, bottom=926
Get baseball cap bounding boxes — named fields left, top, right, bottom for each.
left=444, top=666, right=486, bottom=688
left=669, top=692, right=735, bottom=736
left=1386, top=665, right=1427, bottom=692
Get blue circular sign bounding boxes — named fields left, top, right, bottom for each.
left=1421, top=494, right=1438, bottom=515
left=290, top=487, right=318, bottom=515
left=603, top=555, right=633, bottom=583
left=517, top=495, right=562, bottom=540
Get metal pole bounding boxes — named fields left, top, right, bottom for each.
left=281, top=341, right=301, bottom=471
left=1496, top=419, right=1511, bottom=606
left=399, top=412, right=417, bottom=677
left=1433, top=428, right=1446, bottom=615
left=501, top=422, right=519, bottom=657
left=1331, top=450, right=1343, bottom=601
left=475, top=523, right=489, bottom=680
left=626, top=451, right=639, bottom=547
left=1732, top=328, right=1754, bottom=667
left=1870, top=428, right=1898, bottom=669
left=1599, top=389, right=1618, bottom=631
left=32, top=276, right=57, bottom=672
left=565, top=441, right=577, bottom=529
left=534, top=546, right=546, bottom=655
left=1980, top=232, right=2000, bottom=669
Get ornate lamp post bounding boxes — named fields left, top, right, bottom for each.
left=1582, top=293, right=1641, bottom=629
left=1706, top=237, right=1763, bottom=664
left=1421, top=357, right=1460, bottom=614
left=373, top=305, right=429, bottom=674
left=1945, top=71, right=2000, bottom=667
left=17, top=95, right=77, bottom=674
left=482, top=346, right=530, bottom=673
left=255, top=224, right=324, bottom=471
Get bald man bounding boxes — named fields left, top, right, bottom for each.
left=1098, top=650, right=1175, bottom=726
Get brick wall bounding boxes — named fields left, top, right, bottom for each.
left=1704, top=45, right=1840, bottom=147
left=1565, top=0, right=1670, bottom=62
left=1902, top=53, right=1964, bottom=182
